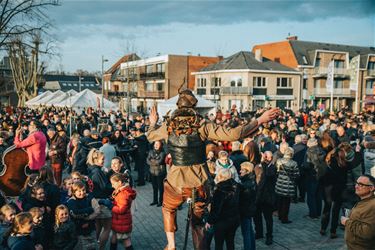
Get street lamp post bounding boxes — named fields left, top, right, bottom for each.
left=101, top=55, right=108, bottom=110
left=78, top=76, right=84, bottom=92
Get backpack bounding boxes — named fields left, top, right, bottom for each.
left=309, top=147, right=329, bottom=180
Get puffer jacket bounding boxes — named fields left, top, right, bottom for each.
left=275, top=157, right=299, bottom=197
left=111, top=185, right=137, bottom=233
left=146, top=149, right=167, bottom=176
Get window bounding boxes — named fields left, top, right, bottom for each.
left=73, top=83, right=78, bottom=87
left=68, top=83, right=72, bottom=86
left=315, top=58, right=321, bottom=67
left=90, top=84, right=94, bottom=87
left=366, top=80, right=374, bottom=89
left=368, top=62, right=375, bottom=70
left=334, top=60, right=345, bottom=69
left=334, top=79, right=343, bottom=89
left=277, top=77, right=292, bottom=88
left=253, top=77, right=266, bottom=87
left=146, top=65, right=153, bottom=74
left=146, top=82, right=153, bottom=91
left=157, top=82, right=163, bottom=91
left=197, top=78, right=206, bottom=88
left=230, top=80, right=236, bottom=87
left=156, top=63, right=165, bottom=73
left=303, top=79, right=307, bottom=89
left=211, top=77, right=221, bottom=87
left=237, top=78, right=242, bottom=87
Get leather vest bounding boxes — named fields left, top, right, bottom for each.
left=167, top=131, right=206, bottom=166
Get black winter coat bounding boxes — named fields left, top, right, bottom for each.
left=53, top=220, right=78, bottom=250
left=229, top=151, right=247, bottom=173
left=146, top=149, right=167, bottom=176
left=7, top=234, right=34, bottom=250
left=256, top=162, right=277, bottom=206
left=72, top=144, right=89, bottom=175
left=88, top=166, right=112, bottom=199
left=207, top=179, right=240, bottom=225
left=67, top=195, right=95, bottom=236
left=293, top=143, right=307, bottom=168
left=239, top=173, right=257, bottom=218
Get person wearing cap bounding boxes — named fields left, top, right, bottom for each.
left=147, top=87, right=279, bottom=250
left=47, top=126, right=67, bottom=186
left=14, top=119, right=47, bottom=172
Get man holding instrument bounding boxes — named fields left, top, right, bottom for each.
left=14, top=120, right=47, bottom=173
left=147, top=87, right=279, bottom=250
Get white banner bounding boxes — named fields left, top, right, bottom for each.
left=326, top=60, right=334, bottom=93
left=349, top=55, right=360, bottom=91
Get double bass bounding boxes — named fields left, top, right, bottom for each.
left=0, top=112, right=29, bottom=197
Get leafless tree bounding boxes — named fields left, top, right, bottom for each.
left=0, top=0, right=59, bottom=48
left=1, top=0, right=59, bottom=106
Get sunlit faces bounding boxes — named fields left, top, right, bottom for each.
left=111, top=158, right=123, bottom=173
left=73, top=187, right=86, bottom=199
left=57, top=209, right=69, bottom=223
left=110, top=179, right=122, bottom=190
left=3, top=208, right=16, bottom=223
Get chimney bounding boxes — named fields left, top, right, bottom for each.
left=286, top=35, right=298, bottom=41
left=255, top=49, right=263, bottom=62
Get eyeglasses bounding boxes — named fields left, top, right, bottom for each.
left=355, top=182, right=374, bottom=188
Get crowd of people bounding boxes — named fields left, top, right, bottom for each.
left=0, top=104, right=373, bottom=250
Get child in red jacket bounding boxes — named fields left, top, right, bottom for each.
left=110, top=173, right=136, bottom=250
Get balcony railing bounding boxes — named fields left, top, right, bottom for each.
left=107, top=91, right=137, bottom=97
left=138, top=90, right=164, bottom=98
left=313, top=67, right=349, bottom=77
left=313, top=88, right=351, bottom=96
left=253, top=88, right=267, bottom=95
left=220, top=87, right=252, bottom=95
left=366, top=70, right=375, bottom=78
left=139, top=72, right=165, bottom=79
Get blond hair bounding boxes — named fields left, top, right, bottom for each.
left=55, top=204, right=69, bottom=229
left=86, top=148, right=104, bottom=166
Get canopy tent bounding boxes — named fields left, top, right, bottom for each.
left=28, top=90, right=65, bottom=108
left=57, top=89, right=117, bottom=112
left=157, top=95, right=216, bottom=118
left=25, top=91, right=52, bottom=106
left=44, top=89, right=78, bottom=106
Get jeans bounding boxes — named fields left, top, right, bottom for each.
left=306, top=177, right=322, bottom=217
left=240, top=218, right=255, bottom=250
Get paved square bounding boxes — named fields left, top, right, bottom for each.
left=130, top=182, right=348, bottom=250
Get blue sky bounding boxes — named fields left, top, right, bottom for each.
left=47, top=0, right=375, bottom=73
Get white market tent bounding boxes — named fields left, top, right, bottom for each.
left=57, top=89, right=117, bottom=112
left=45, top=89, right=78, bottom=106
left=157, top=94, right=216, bottom=118
left=28, top=90, right=65, bottom=108
left=25, top=91, right=52, bottom=106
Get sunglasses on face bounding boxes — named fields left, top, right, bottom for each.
left=356, top=182, right=374, bottom=188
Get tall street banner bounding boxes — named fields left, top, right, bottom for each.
left=349, top=55, right=360, bottom=91
left=326, top=60, right=334, bottom=93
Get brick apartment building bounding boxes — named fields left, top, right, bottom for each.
left=112, top=54, right=222, bottom=113
left=192, top=51, right=301, bottom=111
left=253, top=36, right=375, bottom=111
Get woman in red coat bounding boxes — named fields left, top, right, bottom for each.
left=110, top=173, right=137, bottom=250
